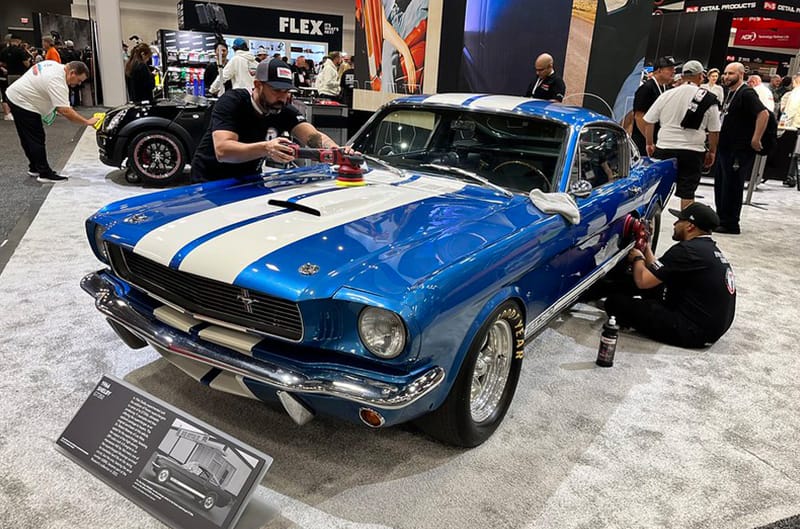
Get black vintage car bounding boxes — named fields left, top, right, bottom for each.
left=152, top=454, right=234, bottom=511
left=97, top=97, right=214, bottom=185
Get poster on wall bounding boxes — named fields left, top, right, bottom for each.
left=457, top=0, right=572, bottom=96
left=248, top=39, right=287, bottom=59
left=289, top=41, right=328, bottom=64
left=354, top=0, right=429, bottom=94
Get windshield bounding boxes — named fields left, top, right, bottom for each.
left=351, top=107, right=568, bottom=194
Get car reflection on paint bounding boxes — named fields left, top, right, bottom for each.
left=82, top=93, right=676, bottom=447
left=151, top=454, right=234, bottom=511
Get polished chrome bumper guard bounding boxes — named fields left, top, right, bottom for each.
left=81, top=271, right=445, bottom=410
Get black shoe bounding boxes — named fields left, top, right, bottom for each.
left=783, top=179, right=796, bottom=187
left=715, top=226, right=740, bottom=234
left=36, top=173, right=68, bottom=183
left=27, top=170, right=39, bottom=177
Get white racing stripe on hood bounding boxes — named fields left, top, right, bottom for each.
left=178, top=177, right=466, bottom=283
left=133, top=181, right=338, bottom=266
left=422, top=93, right=484, bottom=106
left=469, top=95, right=531, bottom=112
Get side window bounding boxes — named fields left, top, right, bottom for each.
left=573, top=126, right=628, bottom=189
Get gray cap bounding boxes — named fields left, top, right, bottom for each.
left=682, top=60, right=705, bottom=76
left=255, top=58, right=296, bottom=90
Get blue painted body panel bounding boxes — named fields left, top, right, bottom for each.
left=85, top=94, right=676, bottom=428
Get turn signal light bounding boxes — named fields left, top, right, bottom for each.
left=359, top=408, right=385, bottom=428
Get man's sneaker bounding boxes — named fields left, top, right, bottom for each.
left=37, top=173, right=68, bottom=183
left=27, top=170, right=39, bottom=177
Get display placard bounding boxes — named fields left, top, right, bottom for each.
left=56, top=376, right=272, bottom=529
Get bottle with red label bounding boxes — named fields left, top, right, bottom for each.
left=596, top=316, right=619, bottom=367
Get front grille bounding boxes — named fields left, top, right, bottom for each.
left=108, top=245, right=303, bottom=340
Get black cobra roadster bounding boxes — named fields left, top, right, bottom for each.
left=96, top=97, right=214, bottom=185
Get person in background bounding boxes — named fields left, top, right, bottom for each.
left=775, top=76, right=792, bottom=117
left=125, top=43, right=155, bottom=102
left=715, top=62, right=769, bottom=235
left=292, top=55, right=310, bottom=88
left=700, top=67, right=724, bottom=104
left=204, top=41, right=229, bottom=97
left=604, top=203, right=735, bottom=349
left=316, top=51, right=343, bottom=99
left=524, top=53, right=566, bottom=102
left=42, top=36, right=60, bottom=63
left=6, top=61, right=98, bottom=182
left=339, top=60, right=355, bottom=107
left=644, top=60, right=721, bottom=210
left=632, top=56, right=676, bottom=154
left=212, top=37, right=256, bottom=93
left=255, top=46, right=267, bottom=63
left=0, top=35, right=32, bottom=121
left=60, top=40, right=80, bottom=63
left=747, top=74, right=775, bottom=115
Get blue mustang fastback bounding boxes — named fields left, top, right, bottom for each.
left=83, top=94, right=675, bottom=447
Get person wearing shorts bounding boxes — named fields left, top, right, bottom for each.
left=643, top=60, right=721, bottom=209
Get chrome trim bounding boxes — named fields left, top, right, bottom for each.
left=82, top=271, right=445, bottom=410
left=105, top=243, right=304, bottom=342
left=524, top=242, right=634, bottom=338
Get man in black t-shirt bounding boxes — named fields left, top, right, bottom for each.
left=605, top=203, right=736, bottom=348
left=631, top=56, right=676, bottom=154
left=524, top=53, right=566, bottom=102
left=191, top=58, right=344, bottom=182
left=714, top=62, right=769, bottom=235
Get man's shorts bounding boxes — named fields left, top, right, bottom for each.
left=653, top=148, right=705, bottom=199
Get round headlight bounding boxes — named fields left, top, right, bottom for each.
left=93, top=224, right=109, bottom=262
left=358, top=307, right=406, bottom=359
left=105, top=110, right=126, bottom=132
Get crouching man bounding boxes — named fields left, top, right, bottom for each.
left=605, top=203, right=736, bottom=348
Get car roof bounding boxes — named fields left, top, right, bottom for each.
left=387, top=94, right=613, bottom=128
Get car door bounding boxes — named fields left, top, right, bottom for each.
left=560, top=123, right=642, bottom=294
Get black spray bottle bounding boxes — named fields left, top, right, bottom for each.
left=596, top=316, right=619, bottom=367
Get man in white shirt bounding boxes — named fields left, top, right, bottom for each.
left=644, top=60, right=721, bottom=209
left=748, top=74, right=775, bottom=115
left=780, top=74, right=800, bottom=129
left=211, top=38, right=256, bottom=94
left=7, top=60, right=98, bottom=183
left=316, top=51, right=343, bottom=99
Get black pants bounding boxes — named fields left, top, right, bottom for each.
left=605, top=292, right=709, bottom=348
left=8, top=100, right=55, bottom=177
left=653, top=148, right=704, bottom=200
left=714, top=147, right=755, bottom=230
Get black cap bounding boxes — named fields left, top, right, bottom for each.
left=255, top=58, right=295, bottom=90
left=654, top=56, right=677, bottom=70
left=668, top=203, right=719, bottom=232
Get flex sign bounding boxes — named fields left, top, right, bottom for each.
left=280, top=17, right=323, bottom=35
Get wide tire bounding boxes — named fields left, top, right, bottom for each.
left=202, top=493, right=217, bottom=510
left=127, top=131, right=186, bottom=186
left=648, top=203, right=663, bottom=253
left=416, top=300, right=524, bottom=447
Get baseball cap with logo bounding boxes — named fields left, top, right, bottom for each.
left=682, top=60, right=705, bottom=76
left=668, top=203, right=719, bottom=232
left=654, top=56, right=677, bottom=70
left=256, top=58, right=296, bottom=90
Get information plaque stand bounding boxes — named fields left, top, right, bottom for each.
left=57, top=376, right=273, bottom=529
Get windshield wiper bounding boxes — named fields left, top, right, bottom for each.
left=361, top=154, right=408, bottom=178
left=419, top=163, right=513, bottom=197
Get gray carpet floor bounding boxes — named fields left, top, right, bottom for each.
left=0, top=129, right=799, bottom=529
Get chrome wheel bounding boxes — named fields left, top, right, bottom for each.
left=156, top=469, right=170, bottom=483
left=202, top=494, right=216, bottom=510
left=128, top=131, right=186, bottom=184
left=470, top=318, right=513, bottom=423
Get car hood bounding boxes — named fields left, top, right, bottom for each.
left=98, top=169, right=534, bottom=300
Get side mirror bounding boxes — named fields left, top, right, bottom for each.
left=569, top=179, right=593, bottom=199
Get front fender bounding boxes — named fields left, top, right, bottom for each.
left=420, top=286, right=525, bottom=412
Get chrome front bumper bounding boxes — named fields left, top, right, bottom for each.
left=81, top=271, right=445, bottom=410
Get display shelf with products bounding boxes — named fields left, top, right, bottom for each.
left=158, top=29, right=217, bottom=99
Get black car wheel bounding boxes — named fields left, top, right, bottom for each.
left=202, top=493, right=217, bottom=510
left=128, top=131, right=186, bottom=185
left=648, top=203, right=663, bottom=253
left=156, top=468, right=171, bottom=484
left=416, top=300, right=524, bottom=447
